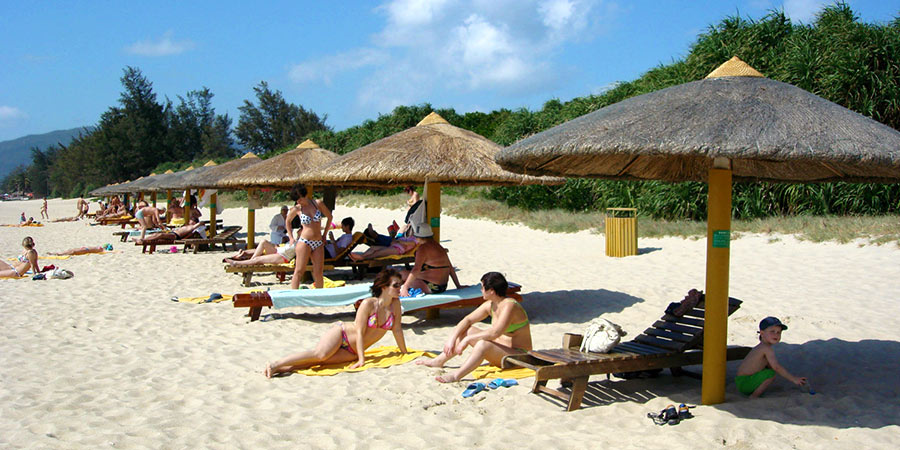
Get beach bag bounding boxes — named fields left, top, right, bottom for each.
left=580, top=317, right=626, bottom=353
left=404, top=199, right=426, bottom=225
left=49, top=268, right=74, bottom=280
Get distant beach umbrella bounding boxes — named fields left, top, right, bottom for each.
left=217, top=140, right=339, bottom=247
left=304, top=112, right=562, bottom=188
left=302, top=112, right=563, bottom=241
left=218, top=140, right=339, bottom=189
left=496, top=57, right=900, bottom=405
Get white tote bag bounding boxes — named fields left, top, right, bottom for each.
left=580, top=317, right=626, bottom=353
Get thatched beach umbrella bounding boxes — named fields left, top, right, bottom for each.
left=496, top=57, right=900, bottom=405
left=302, top=112, right=562, bottom=240
left=218, top=140, right=339, bottom=247
left=163, top=154, right=262, bottom=237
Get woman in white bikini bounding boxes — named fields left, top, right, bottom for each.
left=1, top=237, right=39, bottom=278
left=285, top=184, right=332, bottom=289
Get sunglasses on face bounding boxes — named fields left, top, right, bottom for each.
left=390, top=282, right=403, bottom=288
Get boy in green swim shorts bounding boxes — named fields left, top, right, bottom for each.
left=735, top=317, right=807, bottom=398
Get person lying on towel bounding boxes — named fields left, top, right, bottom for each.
left=417, top=272, right=532, bottom=383
left=265, top=268, right=408, bottom=378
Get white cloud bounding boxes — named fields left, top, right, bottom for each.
left=0, top=106, right=26, bottom=121
left=289, top=0, right=611, bottom=113
left=782, top=0, right=827, bottom=23
left=125, top=31, right=195, bottom=57
left=289, top=48, right=388, bottom=85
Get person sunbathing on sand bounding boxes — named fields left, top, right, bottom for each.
left=1, top=237, right=39, bottom=278
left=417, top=272, right=531, bottom=383
left=48, top=244, right=113, bottom=256
left=135, top=219, right=204, bottom=244
left=265, top=268, right=408, bottom=378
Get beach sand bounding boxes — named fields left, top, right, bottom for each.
left=2, top=198, right=899, bottom=448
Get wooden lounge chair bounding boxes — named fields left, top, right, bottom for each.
left=348, top=247, right=418, bottom=279
left=179, top=225, right=242, bottom=254
left=501, top=293, right=751, bottom=411
left=223, top=233, right=364, bottom=287
left=225, top=262, right=335, bottom=287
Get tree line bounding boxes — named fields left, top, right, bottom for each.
left=2, top=68, right=328, bottom=198
left=5, top=3, right=898, bottom=220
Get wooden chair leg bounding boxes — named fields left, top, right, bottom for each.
left=242, top=273, right=252, bottom=287
left=249, top=306, right=262, bottom=322
left=567, top=376, right=589, bottom=411
left=532, top=378, right=548, bottom=394
left=276, top=272, right=286, bottom=283
left=425, top=309, right=440, bottom=320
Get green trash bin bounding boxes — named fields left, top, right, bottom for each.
left=605, top=208, right=637, bottom=257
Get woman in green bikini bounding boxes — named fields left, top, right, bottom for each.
left=417, top=272, right=532, bottom=383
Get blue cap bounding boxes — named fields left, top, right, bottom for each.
left=759, top=316, right=787, bottom=331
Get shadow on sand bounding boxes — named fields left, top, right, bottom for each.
left=522, top=338, right=900, bottom=429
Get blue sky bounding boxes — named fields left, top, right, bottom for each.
left=1, top=0, right=897, bottom=142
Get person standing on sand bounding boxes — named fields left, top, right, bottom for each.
left=285, top=184, right=332, bottom=289
left=40, top=198, right=49, bottom=220
left=417, top=272, right=531, bottom=383
left=75, top=196, right=88, bottom=219
left=264, top=269, right=408, bottom=378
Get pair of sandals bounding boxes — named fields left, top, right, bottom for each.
left=648, top=403, right=694, bottom=426
left=461, top=378, right=519, bottom=398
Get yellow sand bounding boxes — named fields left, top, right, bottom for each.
left=2, top=197, right=900, bottom=448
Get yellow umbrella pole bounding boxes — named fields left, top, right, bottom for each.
left=247, top=188, right=256, bottom=249
left=701, top=162, right=732, bottom=405
left=425, top=182, right=441, bottom=242
left=165, top=190, right=173, bottom=223
left=209, top=192, right=217, bottom=238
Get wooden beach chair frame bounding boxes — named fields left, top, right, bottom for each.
left=225, top=262, right=336, bottom=287
left=179, top=225, right=243, bottom=254
left=501, top=294, right=751, bottom=411
left=223, top=232, right=365, bottom=287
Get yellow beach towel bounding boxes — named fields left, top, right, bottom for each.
left=176, top=294, right=234, bottom=304
left=302, top=277, right=345, bottom=289
left=293, top=346, right=435, bottom=376
left=1, top=223, right=44, bottom=227
left=470, top=365, right=535, bottom=380
left=0, top=274, right=28, bottom=279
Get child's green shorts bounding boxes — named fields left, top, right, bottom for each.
left=735, top=368, right=775, bottom=395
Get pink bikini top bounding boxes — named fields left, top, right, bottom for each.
left=367, top=311, right=394, bottom=330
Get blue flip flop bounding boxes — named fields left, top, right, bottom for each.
left=462, top=382, right=486, bottom=398
left=488, top=378, right=518, bottom=389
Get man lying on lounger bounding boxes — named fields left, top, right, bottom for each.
left=134, top=219, right=205, bottom=244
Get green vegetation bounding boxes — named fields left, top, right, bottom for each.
left=331, top=191, right=900, bottom=246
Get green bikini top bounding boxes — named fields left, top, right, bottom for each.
left=490, top=299, right=529, bottom=334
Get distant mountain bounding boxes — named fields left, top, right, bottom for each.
left=0, top=127, right=90, bottom=180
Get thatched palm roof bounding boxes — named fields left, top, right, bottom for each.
left=497, top=57, right=900, bottom=183
left=156, top=153, right=262, bottom=190
left=302, top=112, right=563, bottom=188
left=218, top=140, right=340, bottom=189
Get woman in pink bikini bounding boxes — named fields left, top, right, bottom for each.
left=264, top=268, right=408, bottom=378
